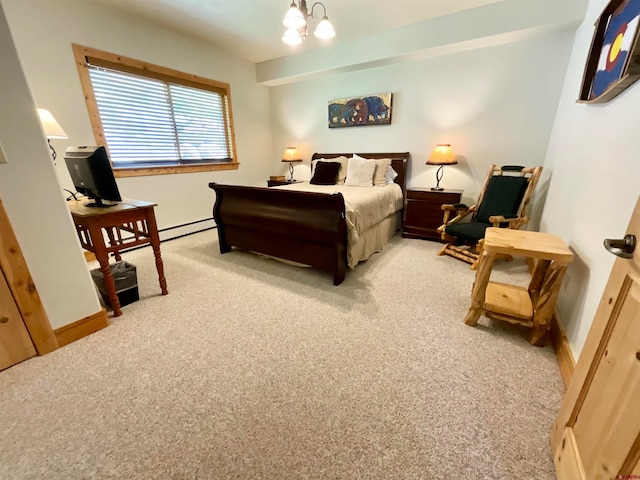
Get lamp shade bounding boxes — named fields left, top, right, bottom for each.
left=427, top=144, right=456, bottom=165
left=37, top=108, right=68, bottom=139
left=282, top=147, right=302, bottom=162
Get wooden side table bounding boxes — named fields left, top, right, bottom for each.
left=402, top=188, right=462, bottom=241
left=463, top=228, right=573, bottom=346
left=267, top=179, right=303, bottom=187
left=68, top=198, right=168, bottom=317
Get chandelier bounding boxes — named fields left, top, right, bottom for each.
left=282, top=1, right=336, bottom=46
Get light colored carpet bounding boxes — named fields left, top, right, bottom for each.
left=0, top=231, right=564, bottom=479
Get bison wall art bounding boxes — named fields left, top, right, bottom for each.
left=328, top=93, right=392, bottom=128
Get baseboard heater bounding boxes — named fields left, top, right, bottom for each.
left=158, top=217, right=215, bottom=236
left=115, top=217, right=216, bottom=254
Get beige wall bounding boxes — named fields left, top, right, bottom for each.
left=269, top=32, right=575, bottom=217
left=540, top=0, right=640, bottom=358
left=0, top=4, right=102, bottom=329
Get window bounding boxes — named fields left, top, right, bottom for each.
left=73, top=44, right=238, bottom=177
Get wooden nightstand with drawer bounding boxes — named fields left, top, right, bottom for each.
left=402, top=188, right=463, bottom=241
left=267, top=179, right=302, bottom=187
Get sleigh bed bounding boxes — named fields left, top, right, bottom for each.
left=208, top=152, right=409, bottom=285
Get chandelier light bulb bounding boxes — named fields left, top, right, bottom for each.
left=282, top=28, right=303, bottom=46
left=283, top=2, right=306, bottom=29
left=314, top=16, right=335, bottom=40
left=282, top=1, right=334, bottom=46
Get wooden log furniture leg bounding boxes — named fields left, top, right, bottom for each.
left=464, top=250, right=497, bottom=326
left=528, top=262, right=569, bottom=346
left=527, top=259, right=551, bottom=305
left=438, top=243, right=479, bottom=266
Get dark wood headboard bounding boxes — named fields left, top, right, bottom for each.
left=311, top=152, right=410, bottom=197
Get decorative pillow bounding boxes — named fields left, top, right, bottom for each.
left=311, top=156, right=348, bottom=184
left=386, top=166, right=398, bottom=184
left=310, top=161, right=341, bottom=185
left=373, top=158, right=392, bottom=186
left=345, top=155, right=376, bottom=187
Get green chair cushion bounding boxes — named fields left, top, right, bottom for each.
left=445, top=222, right=492, bottom=244
left=475, top=176, right=528, bottom=224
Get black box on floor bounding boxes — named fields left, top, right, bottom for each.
left=98, top=285, right=140, bottom=308
left=90, top=261, right=139, bottom=308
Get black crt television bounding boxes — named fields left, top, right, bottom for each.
left=64, top=146, right=122, bottom=207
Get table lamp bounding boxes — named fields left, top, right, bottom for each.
left=282, top=147, right=302, bottom=182
left=426, top=144, right=457, bottom=191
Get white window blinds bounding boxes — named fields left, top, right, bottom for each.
left=87, top=64, right=234, bottom=167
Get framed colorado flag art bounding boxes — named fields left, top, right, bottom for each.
left=579, top=0, right=640, bottom=103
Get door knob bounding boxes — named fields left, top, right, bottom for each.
left=0, top=317, right=8, bottom=324
left=604, top=234, right=636, bottom=259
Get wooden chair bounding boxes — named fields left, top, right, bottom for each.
left=436, top=164, right=543, bottom=269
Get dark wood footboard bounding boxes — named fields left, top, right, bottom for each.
left=208, top=183, right=349, bottom=285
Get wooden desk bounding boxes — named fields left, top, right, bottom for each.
left=463, top=228, right=573, bottom=346
left=68, top=198, right=168, bottom=317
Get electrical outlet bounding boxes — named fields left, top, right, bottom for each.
left=0, top=142, right=7, bottom=164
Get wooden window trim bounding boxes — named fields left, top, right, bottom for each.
left=72, top=43, right=239, bottom=177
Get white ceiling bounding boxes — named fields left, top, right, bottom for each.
left=84, top=0, right=504, bottom=63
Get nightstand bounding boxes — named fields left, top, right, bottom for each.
left=267, top=179, right=303, bottom=187
left=402, top=188, right=463, bottom=241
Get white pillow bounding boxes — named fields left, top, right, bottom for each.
left=373, top=158, right=392, bottom=186
left=311, top=156, right=349, bottom=184
left=345, top=155, right=376, bottom=187
left=386, top=166, right=398, bottom=184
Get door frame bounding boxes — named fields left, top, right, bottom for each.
left=0, top=197, right=58, bottom=354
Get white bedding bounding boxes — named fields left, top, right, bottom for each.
left=273, top=182, right=404, bottom=267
